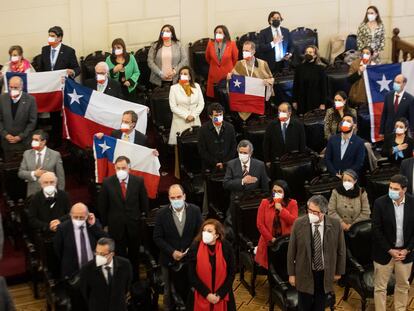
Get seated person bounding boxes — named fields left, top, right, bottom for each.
left=325, top=114, right=366, bottom=177
left=84, top=61, right=123, bottom=99
left=255, top=180, right=298, bottom=269
left=0, top=45, right=35, bottom=77
left=328, top=169, right=370, bottom=231
left=197, top=103, right=237, bottom=172
left=263, top=102, right=306, bottom=167
left=381, top=118, right=413, bottom=165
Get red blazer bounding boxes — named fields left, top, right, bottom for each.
left=205, top=40, right=238, bottom=97
left=255, top=198, right=298, bottom=269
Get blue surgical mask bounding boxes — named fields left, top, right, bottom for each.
left=388, top=189, right=400, bottom=201
left=171, top=199, right=185, bottom=210
left=393, top=82, right=401, bottom=93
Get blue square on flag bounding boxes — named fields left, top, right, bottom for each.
left=94, top=135, right=116, bottom=162
left=6, top=72, right=28, bottom=93
left=64, top=78, right=92, bottom=116
left=367, top=63, right=401, bottom=103
left=229, top=75, right=246, bottom=94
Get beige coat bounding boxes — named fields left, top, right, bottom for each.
left=328, top=189, right=371, bottom=225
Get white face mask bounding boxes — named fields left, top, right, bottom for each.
left=239, top=153, right=250, bottom=163
left=335, top=101, right=344, bottom=109
left=43, top=185, right=56, bottom=196
left=114, top=48, right=123, bottom=56
left=162, top=31, right=172, bottom=38
left=215, top=33, right=224, bottom=41
left=96, top=74, right=106, bottom=83
left=116, top=169, right=128, bottom=181
left=308, top=213, right=320, bottom=224
left=202, top=231, right=215, bottom=244
left=180, top=74, right=189, bottom=81
left=120, top=123, right=131, bottom=131
left=367, top=13, right=376, bottom=22
left=72, top=219, right=85, bottom=227
left=48, top=36, right=56, bottom=44
left=395, top=127, right=405, bottom=134
left=343, top=181, right=354, bottom=191
left=243, top=51, right=252, bottom=60
left=10, top=89, right=20, bottom=99
left=95, top=255, right=108, bottom=267
left=10, top=56, right=20, bottom=63
left=31, top=140, right=41, bottom=149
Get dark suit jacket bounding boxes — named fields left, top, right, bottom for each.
left=111, top=129, right=147, bottom=147
left=223, top=157, right=269, bottom=198
left=381, top=133, right=414, bottom=165
left=53, top=219, right=107, bottom=278
left=324, top=133, right=365, bottom=176
left=379, top=91, right=414, bottom=135
left=401, top=158, right=414, bottom=194
left=84, top=78, right=123, bottom=99
left=28, top=190, right=71, bottom=232
left=258, top=26, right=291, bottom=67
left=197, top=120, right=237, bottom=170
left=263, top=118, right=306, bottom=163
left=98, top=174, right=149, bottom=241
left=153, top=204, right=202, bottom=266
left=287, top=215, right=346, bottom=295
left=39, top=44, right=80, bottom=77
left=80, top=256, right=132, bottom=311
left=372, top=194, right=414, bottom=264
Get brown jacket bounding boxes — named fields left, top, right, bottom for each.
left=348, top=58, right=367, bottom=104
left=287, top=214, right=346, bottom=295
left=328, top=189, right=371, bottom=225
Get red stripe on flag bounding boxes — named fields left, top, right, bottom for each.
left=229, top=93, right=265, bottom=115
left=373, top=102, right=384, bottom=142
left=64, top=108, right=113, bottom=149
left=31, top=91, right=62, bottom=113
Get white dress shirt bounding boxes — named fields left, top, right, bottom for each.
left=393, top=197, right=405, bottom=248
left=121, top=131, right=135, bottom=144
left=97, top=79, right=108, bottom=93
left=270, top=26, right=284, bottom=62
left=340, top=136, right=351, bottom=160
left=173, top=206, right=185, bottom=222
left=73, top=221, right=94, bottom=266
left=31, top=147, right=48, bottom=181
left=50, top=43, right=62, bottom=70
left=280, top=118, right=290, bottom=131
left=101, top=258, right=114, bottom=283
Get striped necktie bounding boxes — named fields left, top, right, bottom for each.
left=312, top=224, right=324, bottom=271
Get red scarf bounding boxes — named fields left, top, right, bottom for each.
left=10, top=59, right=31, bottom=73
left=194, top=241, right=228, bottom=311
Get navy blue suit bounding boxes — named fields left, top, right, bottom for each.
left=258, top=26, right=291, bottom=73
left=379, top=90, right=414, bottom=135
left=324, top=133, right=366, bottom=176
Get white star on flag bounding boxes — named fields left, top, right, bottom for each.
left=233, top=79, right=242, bottom=88
left=68, top=89, right=84, bottom=105
left=376, top=74, right=392, bottom=92
left=98, top=141, right=111, bottom=154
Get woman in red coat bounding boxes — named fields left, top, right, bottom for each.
left=205, top=25, right=238, bottom=98
left=255, top=180, right=298, bottom=269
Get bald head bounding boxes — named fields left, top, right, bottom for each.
left=70, top=203, right=89, bottom=220
left=168, top=184, right=186, bottom=201
left=394, top=74, right=407, bottom=93
left=9, top=76, right=23, bottom=99
left=9, top=76, right=23, bottom=88
left=39, top=171, right=57, bottom=188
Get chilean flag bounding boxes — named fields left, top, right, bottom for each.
left=5, top=70, right=66, bottom=112
left=364, top=61, right=414, bottom=142
left=63, top=78, right=148, bottom=149
left=229, top=75, right=266, bottom=115
left=93, top=135, right=160, bottom=198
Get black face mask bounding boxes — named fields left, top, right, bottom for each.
left=272, top=20, right=281, bottom=28
left=304, top=54, right=314, bottom=62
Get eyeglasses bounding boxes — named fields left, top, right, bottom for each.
left=72, top=216, right=86, bottom=220
left=94, top=252, right=111, bottom=257
left=307, top=209, right=322, bottom=216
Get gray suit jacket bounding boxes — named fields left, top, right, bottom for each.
left=287, top=215, right=346, bottom=295
left=0, top=92, right=37, bottom=142
left=18, top=147, right=65, bottom=197
left=147, top=41, right=188, bottom=86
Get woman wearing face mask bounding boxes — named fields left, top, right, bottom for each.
left=324, top=91, right=357, bottom=139
left=381, top=118, right=414, bottom=165
left=356, top=6, right=385, bottom=62
left=255, top=180, right=298, bottom=269
left=147, top=24, right=188, bottom=88
left=328, top=169, right=370, bottom=231
left=187, top=219, right=236, bottom=311
left=105, top=38, right=140, bottom=102
left=292, top=45, right=327, bottom=115
left=205, top=25, right=238, bottom=99
left=1, top=45, right=35, bottom=78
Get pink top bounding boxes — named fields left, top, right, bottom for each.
left=161, top=46, right=173, bottom=81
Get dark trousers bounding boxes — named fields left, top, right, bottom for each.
left=298, top=270, right=326, bottom=311
left=269, top=60, right=286, bottom=75
left=115, top=227, right=140, bottom=280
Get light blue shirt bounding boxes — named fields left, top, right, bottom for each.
left=393, top=197, right=405, bottom=248
left=121, top=130, right=135, bottom=144
left=340, top=136, right=350, bottom=160
left=270, top=26, right=284, bottom=62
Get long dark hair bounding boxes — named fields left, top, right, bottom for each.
left=333, top=91, right=352, bottom=120
left=269, top=179, right=291, bottom=206
left=395, top=117, right=412, bottom=138
left=111, top=38, right=127, bottom=58
left=212, top=25, right=231, bottom=42
left=177, top=66, right=196, bottom=88
left=363, top=5, right=383, bottom=24
left=153, top=24, right=179, bottom=60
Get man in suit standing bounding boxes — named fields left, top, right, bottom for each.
left=379, top=74, right=414, bottom=136
left=372, top=174, right=414, bottom=311
left=400, top=157, right=414, bottom=194
left=84, top=62, right=123, bottom=99
left=288, top=195, right=346, bottom=311
left=0, top=76, right=37, bottom=160
left=98, top=155, right=149, bottom=279
left=80, top=237, right=132, bottom=311
left=153, top=184, right=202, bottom=311
left=325, top=114, right=366, bottom=177
left=258, top=11, right=292, bottom=74
left=18, top=129, right=65, bottom=197
left=263, top=102, right=306, bottom=166
left=197, top=103, right=237, bottom=172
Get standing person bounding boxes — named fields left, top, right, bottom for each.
left=287, top=195, right=346, bottom=311
left=205, top=25, right=238, bottom=98
left=147, top=24, right=188, bottom=88
left=0, top=45, right=35, bottom=77
left=84, top=62, right=123, bottom=99
left=372, top=174, right=414, bottom=311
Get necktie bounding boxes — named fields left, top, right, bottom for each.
left=312, top=224, right=324, bottom=271
left=79, top=225, right=88, bottom=267
left=282, top=122, right=287, bottom=142
left=394, top=94, right=400, bottom=113
left=242, top=164, right=248, bottom=177
left=51, top=49, right=56, bottom=70
left=120, top=181, right=127, bottom=199
left=123, top=134, right=129, bottom=142
left=36, top=152, right=42, bottom=169
left=105, top=266, right=112, bottom=286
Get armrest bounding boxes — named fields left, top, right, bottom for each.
left=238, top=233, right=255, bottom=253
left=347, top=253, right=365, bottom=274
left=268, top=264, right=289, bottom=292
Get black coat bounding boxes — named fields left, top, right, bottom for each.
left=187, top=240, right=236, bottom=311
left=53, top=219, right=107, bottom=278
left=153, top=204, right=202, bottom=267
left=263, top=118, right=306, bottom=162
left=111, top=129, right=148, bottom=147
left=80, top=256, right=132, bottom=311
left=197, top=121, right=237, bottom=170
left=400, top=158, right=414, bottom=194
left=379, top=91, right=414, bottom=135
left=381, top=133, right=414, bottom=165
left=292, top=62, right=327, bottom=115
left=28, top=190, right=71, bottom=232
left=258, top=26, right=291, bottom=70
left=84, top=78, right=123, bottom=99
left=98, top=174, right=148, bottom=241
left=372, top=194, right=414, bottom=264
left=39, top=44, right=80, bottom=77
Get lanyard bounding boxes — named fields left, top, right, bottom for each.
left=244, top=60, right=255, bottom=77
